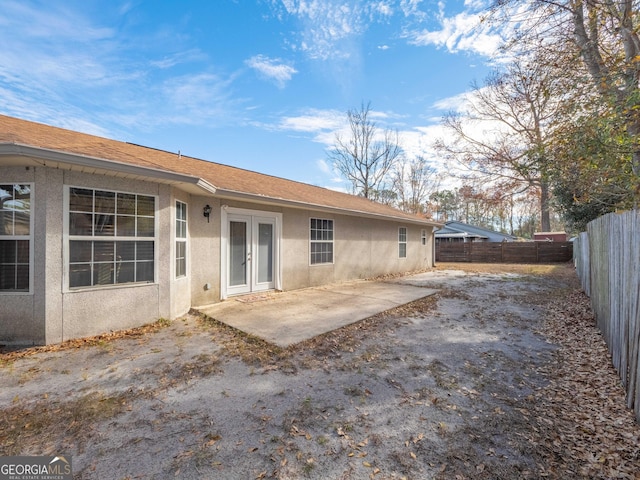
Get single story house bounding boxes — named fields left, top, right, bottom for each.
left=435, top=221, right=516, bottom=243
left=0, top=114, right=440, bottom=345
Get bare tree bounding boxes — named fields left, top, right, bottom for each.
left=329, top=102, right=402, bottom=200
left=490, top=0, right=640, bottom=201
left=392, top=156, right=440, bottom=214
left=434, top=54, right=564, bottom=231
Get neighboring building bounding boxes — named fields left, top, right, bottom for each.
left=435, top=221, right=517, bottom=243
left=0, top=114, right=440, bottom=345
left=534, top=232, right=568, bottom=242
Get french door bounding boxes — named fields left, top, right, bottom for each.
left=226, top=214, right=276, bottom=296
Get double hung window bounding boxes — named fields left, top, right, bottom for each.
left=0, top=184, right=31, bottom=292
left=398, top=227, right=407, bottom=258
left=310, top=218, right=334, bottom=265
left=175, top=201, right=187, bottom=278
left=67, top=187, right=156, bottom=288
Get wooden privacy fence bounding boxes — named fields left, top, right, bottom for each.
left=436, top=241, right=573, bottom=263
left=574, top=210, right=640, bottom=423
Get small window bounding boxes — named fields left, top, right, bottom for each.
left=310, top=218, right=334, bottom=265
left=0, top=184, right=32, bottom=292
left=176, top=201, right=187, bottom=278
left=67, top=187, right=156, bottom=288
left=399, top=227, right=407, bottom=258
left=421, top=229, right=427, bottom=245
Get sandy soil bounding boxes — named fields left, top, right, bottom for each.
left=1, top=263, right=638, bottom=479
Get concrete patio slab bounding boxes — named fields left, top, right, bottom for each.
left=196, top=279, right=438, bottom=347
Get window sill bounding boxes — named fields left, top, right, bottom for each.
left=65, top=281, right=157, bottom=293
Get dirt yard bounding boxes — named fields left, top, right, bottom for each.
left=1, top=263, right=639, bottom=479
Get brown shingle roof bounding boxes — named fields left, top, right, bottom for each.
left=0, top=114, right=436, bottom=225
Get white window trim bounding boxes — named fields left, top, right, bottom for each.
left=309, top=217, right=334, bottom=266
left=0, top=183, right=34, bottom=295
left=399, top=226, right=407, bottom=259
left=175, top=200, right=188, bottom=279
left=62, top=185, right=159, bottom=292
left=421, top=229, right=427, bottom=246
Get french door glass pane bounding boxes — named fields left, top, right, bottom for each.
left=229, top=221, right=247, bottom=287
left=257, top=223, right=273, bottom=284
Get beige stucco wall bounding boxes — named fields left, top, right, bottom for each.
left=280, top=208, right=434, bottom=290
left=207, top=200, right=435, bottom=294
left=53, top=171, right=172, bottom=343
left=189, top=196, right=221, bottom=307
left=41, top=168, right=64, bottom=344
left=1, top=164, right=435, bottom=346
left=0, top=166, right=195, bottom=345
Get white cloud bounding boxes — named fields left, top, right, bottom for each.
left=278, top=108, right=344, bottom=134
left=403, top=1, right=506, bottom=59
left=150, top=49, right=208, bottom=69
left=2, top=1, right=114, bottom=42
left=432, top=91, right=473, bottom=113
left=245, top=55, right=297, bottom=88
left=410, top=12, right=501, bottom=56
left=275, top=0, right=394, bottom=61
left=0, top=1, right=244, bottom=134
left=316, top=158, right=332, bottom=174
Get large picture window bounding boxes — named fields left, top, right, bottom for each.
left=0, top=184, right=31, bottom=292
left=310, top=218, right=333, bottom=265
left=67, top=187, right=156, bottom=288
left=175, top=201, right=187, bottom=278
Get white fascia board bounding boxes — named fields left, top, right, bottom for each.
left=0, top=143, right=217, bottom=195
left=215, top=188, right=443, bottom=228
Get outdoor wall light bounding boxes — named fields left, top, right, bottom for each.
left=203, top=204, right=212, bottom=222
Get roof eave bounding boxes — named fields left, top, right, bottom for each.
left=215, top=188, right=443, bottom=227
left=0, top=142, right=443, bottom=227
left=0, top=143, right=217, bottom=196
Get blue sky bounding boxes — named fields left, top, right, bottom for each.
left=0, top=0, right=506, bottom=191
